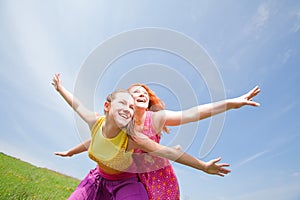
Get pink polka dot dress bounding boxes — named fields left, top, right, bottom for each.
left=134, top=111, right=180, bottom=200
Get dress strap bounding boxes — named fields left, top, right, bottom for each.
left=143, top=111, right=153, bottom=134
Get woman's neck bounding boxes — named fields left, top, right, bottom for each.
left=134, top=107, right=146, bottom=126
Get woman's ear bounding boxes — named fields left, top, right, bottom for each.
left=104, top=101, right=110, bottom=113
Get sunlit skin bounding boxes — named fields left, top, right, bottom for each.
left=103, top=92, right=134, bottom=137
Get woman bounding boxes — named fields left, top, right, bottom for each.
left=126, top=83, right=260, bottom=199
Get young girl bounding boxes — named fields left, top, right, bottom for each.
left=126, top=83, right=260, bottom=200
left=68, top=89, right=149, bottom=199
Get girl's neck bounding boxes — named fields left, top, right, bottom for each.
left=102, top=119, right=121, bottom=138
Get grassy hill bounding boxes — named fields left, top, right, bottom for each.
left=0, top=152, right=80, bottom=200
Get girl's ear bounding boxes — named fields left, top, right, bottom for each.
left=104, top=101, right=110, bottom=112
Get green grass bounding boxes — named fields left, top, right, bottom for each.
left=0, top=152, right=80, bottom=200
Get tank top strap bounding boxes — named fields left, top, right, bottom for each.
left=91, top=116, right=105, bottom=137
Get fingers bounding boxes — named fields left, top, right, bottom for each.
left=51, top=73, right=61, bottom=90
left=246, top=100, right=260, bottom=107
left=209, top=157, right=231, bottom=177
left=212, top=157, right=231, bottom=167
left=51, top=78, right=58, bottom=90
left=219, top=163, right=230, bottom=167
left=243, top=86, right=261, bottom=106
left=53, top=73, right=60, bottom=81
left=54, top=151, right=67, bottom=157
left=52, top=74, right=58, bottom=84
left=219, top=167, right=231, bottom=174
left=212, top=157, right=222, bottom=164
left=54, top=152, right=62, bottom=156
left=247, top=86, right=261, bottom=99
left=56, top=73, right=61, bottom=81
left=213, top=159, right=231, bottom=177
left=54, top=73, right=60, bottom=83
left=217, top=166, right=231, bottom=177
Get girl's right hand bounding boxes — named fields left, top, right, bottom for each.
left=54, top=151, right=73, bottom=157
left=51, top=73, right=62, bottom=91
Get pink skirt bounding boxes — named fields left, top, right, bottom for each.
left=68, top=167, right=148, bottom=200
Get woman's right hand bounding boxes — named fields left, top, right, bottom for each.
left=203, top=157, right=231, bottom=177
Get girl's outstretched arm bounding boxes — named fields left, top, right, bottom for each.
left=54, top=139, right=91, bottom=157
left=52, top=73, right=98, bottom=129
left=153, top=86, right=261, bottom=128
left=129, top=133, right=230, bottom=177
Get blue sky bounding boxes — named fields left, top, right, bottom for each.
left=1, top=1, right=300, bottom=199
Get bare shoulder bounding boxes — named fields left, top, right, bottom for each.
left=151, top=110, right=166, bottom=132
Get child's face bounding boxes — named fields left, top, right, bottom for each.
left=109, top=92, right=134, bottom=128
left=129, top=86, right=149, bottom=109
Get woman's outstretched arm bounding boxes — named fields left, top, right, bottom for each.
left=153, top=86, right=261, bottom=129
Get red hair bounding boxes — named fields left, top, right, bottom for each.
left=128, top=83, right=170, bottom=133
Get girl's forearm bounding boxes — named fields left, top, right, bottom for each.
left=57, top=86, right=80, bottom=111
left=68, top=140, right=90, bottom=156
left=57, top=86, right=97, bottom=129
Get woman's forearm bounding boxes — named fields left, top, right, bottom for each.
left=131, top=135, right=207, bottom=171
left=149, top=146, right=206, bottom=171
left=184, top=100, right=230, bottom=122
left=163, top=86, right=260, bottom=126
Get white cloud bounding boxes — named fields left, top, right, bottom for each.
left=292, top=172, right=300, bottom=177
left=234, top=149, right=269, bottom=168
left=281, top=102, right=297, bottom=113
left=243, top=3, right=270, bottom=37
left=254, top=3, right=270, bottom=29
left=281, top=49, right=294, bottom=64
left=291, top=11, right=300, bottom=33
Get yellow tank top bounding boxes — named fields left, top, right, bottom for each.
left=88, top=117, right=133, bottom=174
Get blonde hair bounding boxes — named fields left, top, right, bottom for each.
left=104, top=89, right=131, bottom=114
left=106, top=89, right=130, bottom=102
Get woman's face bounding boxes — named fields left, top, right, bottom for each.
left=129, top=86, right=149, bottom=109
left=108, top=92, right=134, bottom=128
